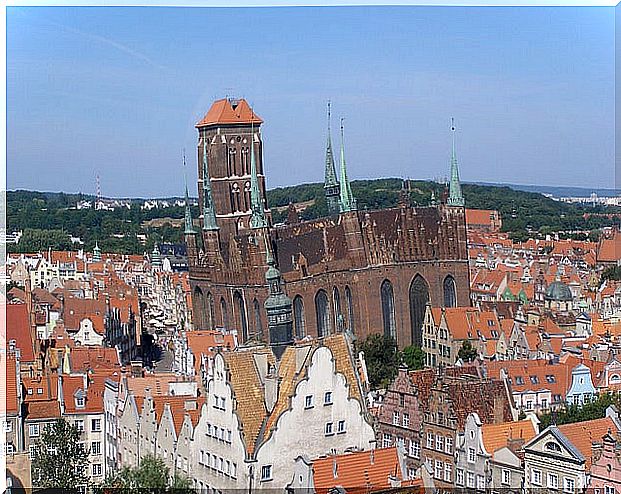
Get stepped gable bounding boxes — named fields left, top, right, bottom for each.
left=222, top=334, right=365, bottom=455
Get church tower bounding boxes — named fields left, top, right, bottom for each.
left=324, top=101, right=340, bottom=215
left=195, top=98, right=270, bottom=240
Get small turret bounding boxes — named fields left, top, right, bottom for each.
left=151, top=243, right=162, bottom=270
left=263, top=239, right=293, bottom=359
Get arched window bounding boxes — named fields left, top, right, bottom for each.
left=241, top=147, right=249, bottom=175
left=333, top=287, right=342, bottom=332
left=409, top=275, right=429, bottom=347
left=381, top=280, right=396, bottom=340
left=206, top=292, right=215, bottom=330
left=443, top=275, right=457, bottom=308
left=315, top=290, right=331, bottom=338
left=220, top=297, right=229, bottom=330
left=231, top=183, right=241, bottom=212
left=293, top=296, right=305, bottom=339
left=345, top=286, right=355, bottom=334
left=194, top=287, right=205, bottom=329
left=233, top=291, right=248, bottom=342
left=253, top=298, right=263, bottom=342
left=243, top=182, right=251, bottom=212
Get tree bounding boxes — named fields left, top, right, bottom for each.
left=357, top=333, right=401, bottom=389
left=457, top=340, right=478, bottom=363
left=402, top=345, right=425, bottom=370
left=99, top=454, right=195, bottom=494
left=538, top=392, right=621, bottom=429
left=31, top=418, right=89, bottom=490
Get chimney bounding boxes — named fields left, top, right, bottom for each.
left=264, top=364, right=279, bottom=413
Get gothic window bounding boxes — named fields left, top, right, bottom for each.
left=443, top=275, right=457, bottom=308
left=233, top=291, right=248, bottom=342
left=381, top=280, right=397, bottom=340
left=231, top=183, right=241, bottom=212
left=293, top=296, right=305, bottom=338
left=226, top=146, right=232, bottom=176
left=194, top=287, right=205, bottom=329
left=243, top=182, right=251, bottom=212
left=333, top=287, right=342, bottom=332
left=220, top=297, right=229, bottom=330
left=345, top=286, right=355, bottom=333
left=315, top=290, right=331, bottom=337
left=241, top=147, right=249, bottom=175
left=253, top=299, right=263, bottom=342
left=206, top=292, right=215, bottom=330
left=228, top=146, right=238, bottom=176
left=409, top=275, right=429, bottom=347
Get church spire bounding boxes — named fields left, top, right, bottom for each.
left=447, top=118, right=465, bottom=207
left=250, top=120, right=268, bottom=229
left=202, top=138, right=219, bottom=231
left=324, top=101, right=340, bottom=215
left=339, top=118, right=357, bottom=213
left=183, top=152, right=196, bottom=235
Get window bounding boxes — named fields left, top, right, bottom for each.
left=393, top=411, right=400, bottom=425
left=542, top=398, right=548, bottom=409
left=444, top=462, right=452, bottom=482
left=92, top=464, right=103, bottom=476
left=381, top=280, right=397, bottom=339
left=531, top=469, right=542, bottom=486
left=324, top=422, right=334, bottom=436
left=435, top=460, right=442, bottom=479
left=304, top=395, right=313, bottom=409
left=530, top=375, right=539, bottom=384
left=410, top=440, right=420, bottom=459
left=548, top=473, right=559, bottom=489
left=6, top=443, right=14, bottom=454
left=337, top=420, right=346, bottom=434
left=91, top=418, right=102, bottom=432
left=467, top=472, right=475, bottom=488
left=403, top=412, right=410, bottom=428
left=563, top=478, right=575, bottom=493
left=91, top=441, right=101, bottom=455
left=546, top=374, right=556, bottom=383
left=456, top=469, right=464, bottom=486
left=501, top=469, right=511, bottom=485
left=383, top=433, right=392, bottom=448
left=436, top=434, right=444, bottom=452
left=5, top=421, right=12, bottom=433
left=477, top=474, right=485, bottom=491
left=445, top=436, right=453, bottom=454
left=324, top=391, right=333, bottom=405
left=426, top=432, right=434, bottom=448
left=399, top=393, right=405, bottom=407
left=29, top=445, right=36, bottom=460
left=468, top=447, right=476, bottom=463
left=515, top=376, right=524, bottom=385
left=261, top=465, right=273, bottom=481
left=293, top=296, right=306, bottom=338
left=545, top=441, right=561, bottom=452
left=76, top=396, right=85, bottom=408
left=29, top=424, right=40, bottom=437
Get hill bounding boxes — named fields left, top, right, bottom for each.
left=7, top=180, right=619, bottom=254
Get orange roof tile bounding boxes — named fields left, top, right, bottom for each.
left=7, top=303, right=35, bottom=362
left=196, top=98, right=263, bottom=127
left=313, top=447, right=403, bottom=492
left=558, top=417, right=618, bottom=468
left=6, top=354, right=19, bottom=415
left=481, top=419, right=537, bottom=454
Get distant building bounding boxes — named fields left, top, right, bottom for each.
left=465, top=209, right=502, bottom=232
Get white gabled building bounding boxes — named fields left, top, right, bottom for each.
left=190, top=333, right=376, bottom=491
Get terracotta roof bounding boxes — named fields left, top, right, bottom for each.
left=125, top=373, right=182, bottom=397
left=63, top=296, right=106, bottom=333
left=185, top=330, right=236, bottom=374
left=69, top=346, right=121, bottom=373
left=486, top=359, right=571, bottom=399
left=7, top=303, right=35, bottom=362
left=23, top=375, right=58, bottom=402
left=196, top=98, right=263, bottom=127
left=558, top=417, right=618, bottom=468
left=313, top=447, right=403, bottom=492
left=6, top=354, right=19, bottom=415
left=481, top=418, right=537, bottom=454
left=465, top=209, right=498, bottom=228
left=25, top=400, right=61, bottom=420
left=62, top=374, right=105, bottom=415
left=597, top=231, right=620, bottom=263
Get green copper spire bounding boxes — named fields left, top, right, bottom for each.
left=250, top=124, right=268, bottom=229
left=201, top=138, right=219, bottom=231
left=324, top=101, right=341, bottom=215
left=339, top=118, right=357, bottom=213
left=183, top=152, right=195, bottom=235
left=447, top=118, right=465, bottom=207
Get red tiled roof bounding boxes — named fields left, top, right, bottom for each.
left=597, top=231, right=620, bottom=263
left=7, top=303, right=35, bottom=362
left=26, top=400, right=61, bottom=420
left=6, top=354, right=19, bottom=415
left=313, top=447, right=403, bottom=492
left=196, top=98, right=263, bottom=127
left=558, top=417, right=618, bottom=468
left=481, top=419, right=537, bottom=454
left=69, top=346, right=121, bottom=372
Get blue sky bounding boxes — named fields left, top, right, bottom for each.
left=7, top=6, right=614, bottom=197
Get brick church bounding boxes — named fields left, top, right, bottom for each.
left=185, top=98, right=469, bottom=349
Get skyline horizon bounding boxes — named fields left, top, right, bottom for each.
left=7, top=6, right=614, bottom=195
